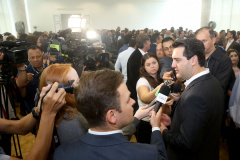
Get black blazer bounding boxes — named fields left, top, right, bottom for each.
left=148, top=43, right=157, bottom=54
left=206, top=47, right=232, bottom=92
left=162, top=73, right=224, bottom=160
left=227, top=41, right=240, bottom=53
left=54, top=131, right=167, bottom=160
left=126, top=48, right=143, bottom=100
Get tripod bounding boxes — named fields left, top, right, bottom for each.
left=0, top=69, right=23, bottom=159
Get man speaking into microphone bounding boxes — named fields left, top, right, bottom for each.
left=160, top=39, right=224, bottom=160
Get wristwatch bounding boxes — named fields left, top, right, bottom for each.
left=18, top=65, right=27, bottom=72
left=32, top=107, right=40, bottom=120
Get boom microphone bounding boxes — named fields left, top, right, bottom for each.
left=154, top=85, right=171, bottom=112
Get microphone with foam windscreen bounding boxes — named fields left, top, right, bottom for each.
left=171, top=82, right=182, bottom=93
left=154, top=85, right=171, bottom=112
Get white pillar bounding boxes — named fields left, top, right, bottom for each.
left=201, top=0, right=212, bottom=27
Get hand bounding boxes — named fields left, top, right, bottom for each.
left=27, top=73, right=34, bottom=82
left=170, top=93, right=180, bottom=101
left=165, top=99, right=174, bottom=106
left=163, top=71, right=173, bottom=81
left=161, top=113, right=171, bottom=126
left=38, top=82, right=66, bottom=117
left=160, top=122, right=168, bottom=134
left=156, top=83, right=164, bottom=90
left=225, top=116, right=231, bottom=127
left=150, top=107, right=163, bottom=128
left=81, top=66, right=87, bottom=76
left=134, top=105, right=154, bottom=120
left=0, top=52, right=4, bottom=61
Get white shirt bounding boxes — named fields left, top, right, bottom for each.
left=136, top=77, right=154, bottom=121
left=184, top=68, right=210, bottom=88
left=89, top=128, right=160, bottom=135
left=138, top=48, right=147, bottom=56
left=115, top=47, right=135, bottom=83
left=225, top=39, right=234, bottom=51
left=88, top=129, right=123, bottom=135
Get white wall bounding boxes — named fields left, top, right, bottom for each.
left=0, top=0, right=13, bottom=34
left=26, top=0, right=202, bottom=32
left=210, top=0, right=240, bottom=32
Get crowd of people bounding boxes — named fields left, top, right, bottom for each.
left=0, top=26, right=239, bottom=160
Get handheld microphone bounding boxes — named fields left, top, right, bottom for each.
left=171, top=82, right=182, bottom=93
left=154, top=85, right=171, bottom=112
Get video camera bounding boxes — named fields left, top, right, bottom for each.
left=48, top=28, right=107, bottom=74
left=0, top=40, right=28, bottom=64
left=34, top=80, right=74, bottom=108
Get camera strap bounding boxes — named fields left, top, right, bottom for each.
left=52, top=126, right=61, bottom=149
left=39, top=89, right=61, bottom=150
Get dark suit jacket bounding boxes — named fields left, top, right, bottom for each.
left=126, top=48, right=143, bottom=100
left=53, top=131, right=167, bottom=160
left=206, top=47, right=232, bottom=93
left=227, top=41, right=240, bottom=53
left=148, top=43, right=157, bottom=54
left=162, top=73, right=224, bottom=160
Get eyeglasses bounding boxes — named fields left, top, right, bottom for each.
left=163, top=45, right=173, bottom=51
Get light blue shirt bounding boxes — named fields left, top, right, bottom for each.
left=115, top=47, right=135, bottom=83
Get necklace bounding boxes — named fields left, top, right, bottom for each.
left=31, top=64, right=44, bottom=74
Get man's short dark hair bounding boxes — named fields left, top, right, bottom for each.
left=151, top=33, right=160, bottom=43
left=162, top=37, right=174, bottom=44
left=172, top=39, right=205, bottom=67
left=128, top=38, right=136, bottom=48
left=195, top=27, right=215, bottom=39
left=229, top=30, right=236, bottom=39
left=136, top=33, right=150, bottom=48
left=162, top=37, right=174, bottom=48
left=19, top=33, right=28, bottom=40
left=217, top=37, right=227, bottom=47
left=27, top=45, right=41, bottom=52
left=124, top=34, right=132, bottom=44
left=74, top=69, right=124, bottom=128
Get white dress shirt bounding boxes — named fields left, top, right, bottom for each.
left=184, top=68, right=210, bottom=88
left=88, top=129, right=123, bottom=135
left=225, top=39, right=234, bottom=51
left=138, top=48, right=147, bottom=56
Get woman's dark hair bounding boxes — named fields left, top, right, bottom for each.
left=226, top=49, right=239, bottom=57
left=140, top=52, right=162, bottom=88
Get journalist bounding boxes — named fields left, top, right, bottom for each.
left=0, top=82, right=66, bottom=160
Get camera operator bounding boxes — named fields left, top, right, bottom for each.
left=0, top=82, right=66, bottom=160
left=16, top=45, right=47, bottom=113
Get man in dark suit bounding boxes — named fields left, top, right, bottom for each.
left=160, top=39, right=224, bottom=160
left=226, top=30, right=240, bottom=53
left=53, top=70, right=167, bottom=160
left=126, top=33, right=150, bottom=113
left=226, top=30, right=240, bottom=69
left=148, top=33, right=161, bottom=54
